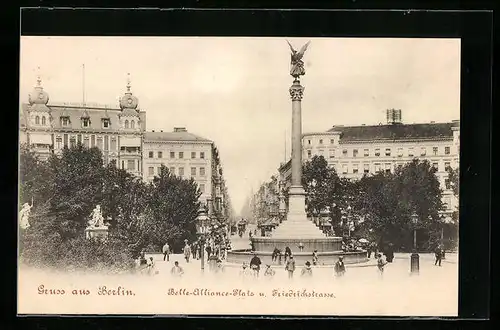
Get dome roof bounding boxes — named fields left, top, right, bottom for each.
left=119, top=73, right=139, bottom=110
left=28, top=76, right=49, bottom=105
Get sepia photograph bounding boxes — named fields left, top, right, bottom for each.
left=18, top=36, right=460, bottom=316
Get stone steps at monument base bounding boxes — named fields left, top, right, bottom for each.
left=271, top=220, right=327, bottom=239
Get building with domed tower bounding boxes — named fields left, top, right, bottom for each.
left=19, top=72, right=146, bottom=177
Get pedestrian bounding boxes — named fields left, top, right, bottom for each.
left=376, top=253, right=386, bottom=277
left=367, top=243, right=373, bottom=258
left=385, top=243, right=394, bottom=263
left=206, top=244, right=212, bottom=259
left=239, top=262, right=251, bottom=277
left=264, top=264, right=275, bottom=278
left=298, top=242, right=304, bottom=252
left=215, top=258, right=225, bottom=273
left=334, top=256, right=346, bottom=277
left=192, top=241, right=198, bottom=260
left=272, top=247, right=280, bottom=263
left=434, top=245, right=443, bottom=266
left=301, top=261, right=313, bottom=277
left=285, top=255, right=296, bottom=279
left=146, top=257, right=156, bottom=276
left=170, top=261, right=184, bottom=277
left=284, top=246, right=292, bottom=262
left=183, top=240, right=191, bottom=263
left=249, top=252, right=262, bottom=277
left=312, top=250, right=318, bottom=265
left=162, top=242, right=170, bottom=262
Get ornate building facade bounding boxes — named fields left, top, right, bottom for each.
left=19, top=73, right=232, bottom=223
left=279, top=110, right=460, bottom=216
left=19, top=74, right=145, bottom=177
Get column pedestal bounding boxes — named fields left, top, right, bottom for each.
left=287, top=185, right=307, bottom=222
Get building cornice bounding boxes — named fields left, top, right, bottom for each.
left=142, top=139, right=213, bottom=145
left=338, top=137, right=453, bottom=144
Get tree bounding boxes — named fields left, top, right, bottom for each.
left=48, top=144, right=105, bottom=239
left=147, top=165, right=201, bottom=252
left=19, top=144, right=53, bottom=207
left=302, top=156, right=339, bottom=216
left=446, top=166, right=459, bottom=198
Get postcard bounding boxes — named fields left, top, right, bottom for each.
left=18, top=36, right=460, bottom=316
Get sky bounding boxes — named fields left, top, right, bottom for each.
left=19, top=37, right=460, bottom=215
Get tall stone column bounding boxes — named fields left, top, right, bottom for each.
left=287, top=79, right=307, bottom=223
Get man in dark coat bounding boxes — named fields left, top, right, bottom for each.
left=434, top=245, right=443, bottom=266
left=249, top=252, right=262, bottom=277
left=385, top=243, right=394, bottom=263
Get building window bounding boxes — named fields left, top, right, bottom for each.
left=63, top=134, right=68, bottom=148
left=342, top=164, right=348, bottom=174
left=408, top=147, right=414, bottom=157
left=35, top=116, right=40, bottom=125
left=307, top=150, right=312, bottom=158
left=318, top=149, right=324, bottom=157
left=169, top=167, right=175, bottom=174
left=77, top=134, right=82, bottom=145
left=200, top=167, right=206, bottom=176
left=70, top=136, right=76, bottom=148
left=110, top=138, right=116, bottom=151
left=200, top=152, right=205, bottom=159
left=170, top=151, right=175, bottom=159
left=127, top=160, right=135, bottom=170
left=397, top=148, right=403, bottom=157
left=385, top=163, right=391, bottom=174
left=374, top=163, right=381, bottom=172
left=432, top=162, right=439, bottom=170
left=308, top=140, right=311, bottom=145
left=420, top=147, right=426, bottom=156
left=330, top=139, right=334, bottom=144
left=179, top=152, right=184, bottom=159
left=158, top=151, right=163, bottom=158
left=178, top=167, right=184, bottom=176
left=83, top=136, right=89, bottom=148
left=148, top=167, right=154, bottom=176
left=157, top=167, right=162, bottom=175
left=191, top=167, right=196, bottom=176
left=91, top=135, right=95, bottom=148
left=385, top=148, right=391, bottom=156
left=82, top=118, right=90, bottom=128
left=353, top=149, right=358, bottom=157
left=375, top=148, right=380, bottom=157
left=444, top=162, right=451, bottom=170
left=104, top=136, right=109, bottom=150
left=97, top=137, right=103, bottom=150
left=199, top=184, right=205, bottom=193
left=61, top=117, right=70, bottom=126
left=319, top=139, right=323, bottom=144
left=42, top=116, right=46, bottom=125
left=329, top=149, right=336, bottom=158
left=121, top=161, right=125, bottom=169
left=445, top=178, right=451, bottom=189
left=342, top=149, right=348, bottom=157
left=56, top=136, right=62, bottom=149
left=103, top=120, right=110, bottom=128
left=353, top=164, right=359, bottom=174
left=363, top=163, right=370, bottom=173
left=363, top=149, right=369, bottom=157
left=191, top=151, right=196, bottom=159
left=131, top=120, right=135, bottom=129
left=125, top=120, right=129, bottom=129
left=433, top=147, right=438, bottom=155
left=149, top=151, right=154, bottom=158
left=445, top=146, right=450, bottom=155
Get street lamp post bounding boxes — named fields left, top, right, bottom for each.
left=195, top=205, right=210, bottom=272
left=410, top=211, right=420, bottom=274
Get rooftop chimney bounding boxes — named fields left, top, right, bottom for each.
left=430, top=121, right=435, bottom=124
left=174, top=127, right=187, bottom=132
left=386, top=109, right=402, bottom=125
left=152, top=130, right=155, bottom=132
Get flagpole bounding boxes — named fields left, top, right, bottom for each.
left=82, top=64, right=86, bottom=106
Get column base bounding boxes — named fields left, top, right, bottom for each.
left=287, top=185, right=307, bottom=222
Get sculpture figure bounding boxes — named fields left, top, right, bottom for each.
left=287, top=40, right=311, bottom=80
left=19, top=202, right=32, bottom=229
left=88, top=205, right=105, bottom=228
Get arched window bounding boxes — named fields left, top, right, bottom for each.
left=125, top=120, right=129, bottom=129
left=131, top=120, right=135, bottom=129
left=35, top=116, right=40, bottom=125
left=42, top=116, right=46, bottom=125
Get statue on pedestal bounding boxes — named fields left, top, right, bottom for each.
left=19, top=202, right=32, bottom=230
left=287, top=40, right=310, bottom=80
left=88, top=205, right=105, bottom=228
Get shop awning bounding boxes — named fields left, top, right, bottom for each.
left=29, top=133, right=52, bottom=145
left=120, top=136, right=141, bottom=147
